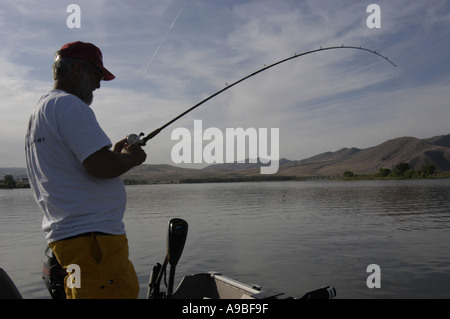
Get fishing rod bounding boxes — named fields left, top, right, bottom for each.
left=127, top=45, right=396, bottom=146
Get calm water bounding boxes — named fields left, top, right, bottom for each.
left=1, top=179, right=450, bottom=299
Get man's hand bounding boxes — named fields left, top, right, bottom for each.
left=121, top=142, right=147, bottom=166
left=113, top=138, right=147, bottom=166
left=83, top=138, right=147, bottom=178
left=113, top=138, right=128, bottom=153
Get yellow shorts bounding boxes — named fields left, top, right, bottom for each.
left=49, top=233, right=139, bottom=299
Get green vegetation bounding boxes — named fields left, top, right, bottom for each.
left=123, top=179, right=150, bottom=185
left=121, top=175, right=297, bottom=185
left=0, top=175, right=30, bottom=189
left=179, top=175, right=297, bottom=184
left=341, top=163, right=449, bottom=180
left=343, top=171, right=354, bottom=178
left=3, top=163, right=448, bottom=189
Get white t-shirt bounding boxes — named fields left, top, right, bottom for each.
left=25, top=90, right=127, bottom=243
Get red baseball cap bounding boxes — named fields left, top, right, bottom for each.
left=56, top=41, right=115, bottom=81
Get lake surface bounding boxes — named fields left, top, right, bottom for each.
left=1, top=179, right=450, bottom=299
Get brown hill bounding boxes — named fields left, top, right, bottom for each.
left=122, top=164, right=217, bottom=184
left=121, top=133, right=450, bottom=182
left=423, top=134, right=450, bottom=148
left=279, top=136, right=450, bottom=176
left=5, top=134, right=449, bottom=184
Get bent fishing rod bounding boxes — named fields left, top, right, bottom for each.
left=127, top=45, right=396, bottom=146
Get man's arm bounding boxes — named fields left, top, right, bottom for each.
left=83, top=139, right=147, bottom=178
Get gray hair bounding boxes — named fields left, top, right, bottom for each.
left=52, top=51, right=90, bottom=80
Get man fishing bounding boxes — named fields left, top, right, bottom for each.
left=25, top=41, right=146, bottom=299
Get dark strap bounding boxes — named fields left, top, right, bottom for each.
left=62, top=232, right=111, bottom=241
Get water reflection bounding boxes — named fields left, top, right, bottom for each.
left=1, top=179, right=450, bottom=298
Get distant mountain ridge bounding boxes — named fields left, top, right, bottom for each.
left=277, top=135, right=450, bottom=177
left=188, top=133, right=450, bottom=177
left=2, top=133, right=450, bottom=183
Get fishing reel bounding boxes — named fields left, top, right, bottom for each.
left=126, top=128, right=161, bottom=146
left=126, top=133, right=146, bottom=146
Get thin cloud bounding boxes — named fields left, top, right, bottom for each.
left=0, top=0, right=449, bottom=167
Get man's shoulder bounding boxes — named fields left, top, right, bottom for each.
left=39, top=90, right=89, bottom=114
left=47, top=90, right=84, bottom=104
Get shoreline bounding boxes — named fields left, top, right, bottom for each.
left=2, top=173, right=450, bottom=189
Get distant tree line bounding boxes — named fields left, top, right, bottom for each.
left=0, top=175, right=30, bottom=189
left=343, top=162, right=439, bottom=179
left=180, top=175, right=297, bottom=184
left=122, top=179, right=150, bottom=185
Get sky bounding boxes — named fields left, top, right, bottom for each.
left=1, top=0, right=449, bottom=169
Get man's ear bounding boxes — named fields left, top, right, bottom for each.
left=72, top=61, right=87, bottom=79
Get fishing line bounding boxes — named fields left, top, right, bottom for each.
left=129, top=45, right=396, bottom=146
